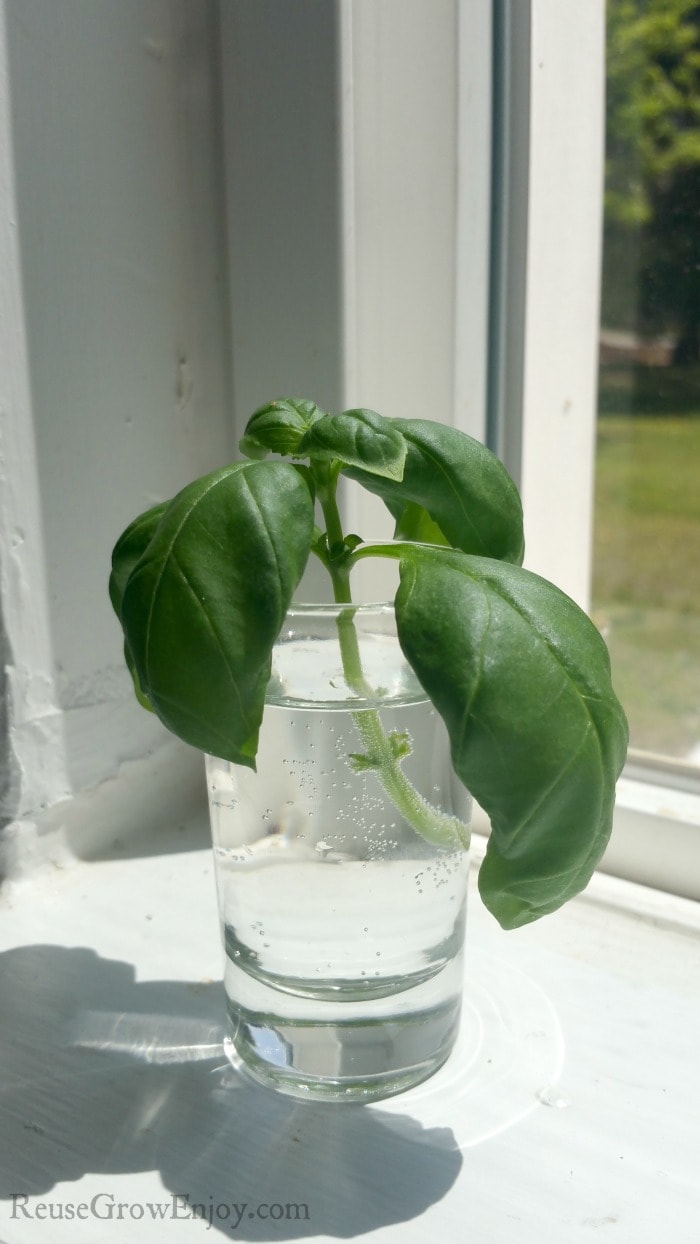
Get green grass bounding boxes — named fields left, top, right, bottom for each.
left=592, top=365, right=700, bottom=760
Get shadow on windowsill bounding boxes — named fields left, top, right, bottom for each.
left=0, top=945, right=462, bottom=1240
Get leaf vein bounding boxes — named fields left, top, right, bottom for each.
left=404, top=437, right=484, bottom=545
left=238, top=473, right=284, bottom=617
left=169, top=550, right=251, bottom=730
left=466, top=566, right=611, bottom=778
left=455, top=585, right=494, bottom=762
left=143, top=466, right=241, bottom=688
left=495, top=724, right=599, bottom=849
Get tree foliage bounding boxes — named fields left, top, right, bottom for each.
left=606, top=0, right=700, bottom=226
left=604, top=0, right=700, bottom=348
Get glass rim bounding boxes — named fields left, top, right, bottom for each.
left=284, top=600, right=395, bottom=617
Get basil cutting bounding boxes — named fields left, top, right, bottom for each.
left=110, top=400, right=628, bottom=929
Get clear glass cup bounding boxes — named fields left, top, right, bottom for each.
left=206, top=602, right=471, bottom=1103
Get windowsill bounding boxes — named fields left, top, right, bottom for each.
left=0, top=761, right=697, bottom=1241
left=599, top=771, right=700, bottom=901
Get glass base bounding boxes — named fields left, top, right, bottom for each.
left=223, top=996, right=462, bottom=1104
left=221, top=937, right=466, bottom=1103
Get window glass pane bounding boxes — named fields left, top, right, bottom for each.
left=594, top=0, right=700, bottom=767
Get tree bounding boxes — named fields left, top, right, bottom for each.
left=604, top=0, right=700, bottom=359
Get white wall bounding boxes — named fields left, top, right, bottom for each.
left=0, top=0, right=232, bottom=837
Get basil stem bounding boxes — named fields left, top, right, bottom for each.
left=315, top=468, right=470, bottom=851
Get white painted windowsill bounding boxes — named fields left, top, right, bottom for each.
left=0, top=751, right=697, bottom=1243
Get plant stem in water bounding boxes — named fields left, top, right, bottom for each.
left=315, top=474, right=470, bottom=851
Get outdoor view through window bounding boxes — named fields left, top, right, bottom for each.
left=593, top=0, right=700, bottom=767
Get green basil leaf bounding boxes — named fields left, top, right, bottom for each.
left=109, top=500, right=171, bottom=712
left=109, top=500, right=170, bottom=620
left=240, top=397, right=327, bottom=458
left=120, top=460, right=315, bottom=766
left=395, top=548, right=629, bottom=929
left=346, top=420, right=525, bottom=564
left=298, top=408, right=407, bottom=480
left=123, top=640, right=154, bottom=712
left=392, top=501, right=450, bottom=545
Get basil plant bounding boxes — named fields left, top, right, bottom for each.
left=110, top=399, right=628, bottom=931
